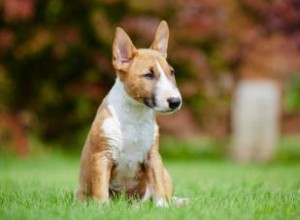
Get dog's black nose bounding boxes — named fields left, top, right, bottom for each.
left=167, top=97, right=181, bottom=110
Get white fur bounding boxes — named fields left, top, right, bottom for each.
left=154, top=60, right=181, bottom=112
left=155, top=198, right=169, bottom=207
left=102, top=78, right=158, bottom=192
left=102, top=107, right=122, bottom=157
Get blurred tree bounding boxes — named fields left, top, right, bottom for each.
left=0, top=0, right=299, bottom=151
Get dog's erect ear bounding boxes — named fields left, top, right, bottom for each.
left=151, top=20, right=169, bottom=59
left=112, top=27, right=136, bottom=71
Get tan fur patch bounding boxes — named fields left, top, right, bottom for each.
left=119, top=49, right=175, bottom=105
left=76, top=99, right=114, bottom=201
left=146, top=134, right=173, bottom=201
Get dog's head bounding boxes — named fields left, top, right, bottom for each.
left=112, top=21, right=182, bottom=114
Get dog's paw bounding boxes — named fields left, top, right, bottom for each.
left=172, top=196, right=190, bottom=206
left=75, top=189, right=87, bottom=201
left=155, top=198, right=169, bottom=208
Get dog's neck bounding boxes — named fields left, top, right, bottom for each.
left=106, top=78, right=154, bottom=123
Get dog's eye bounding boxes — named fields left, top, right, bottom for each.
left=143, top=69, right=155, bottom=79
left=170, top=67, right=175, bottom=76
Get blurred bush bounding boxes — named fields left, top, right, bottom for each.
left=285, top=74, right=300, bottom=113
left=0, top=0, right=300, bottom=148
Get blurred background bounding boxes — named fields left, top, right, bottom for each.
left=1, top=0, right=300, bottom=162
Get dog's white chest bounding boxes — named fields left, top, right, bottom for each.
left=121, top=122, right=153, bottom=162
left=103, top=108, right=156, bottom=158
left=104, top=114, right=156, bottom=191
left=101, top=82, right=158, bottom=191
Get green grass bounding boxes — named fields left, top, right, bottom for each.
left=1, top=152, right=300, bottom=220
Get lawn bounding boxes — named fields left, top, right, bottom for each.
left=1, top=147, right=300, bottom=220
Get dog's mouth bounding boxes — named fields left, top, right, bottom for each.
left=143, top=97, right=180, bottom=114
left=154, top=109, right=176, bottom=115
left=143, top=96, right=156, bottom=109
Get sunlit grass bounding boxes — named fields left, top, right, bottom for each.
left=1, top=148, right=300, bottom=220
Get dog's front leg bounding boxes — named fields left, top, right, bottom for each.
left=146, top=150, right=172, bottom=207
left=91, top=150, right=113, bottom=203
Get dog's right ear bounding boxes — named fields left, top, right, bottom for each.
left=112, top=27, right=136, bottom=71
left=151, top=21, right=169, bottom=59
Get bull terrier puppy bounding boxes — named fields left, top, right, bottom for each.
left=76, top=21, right=184, bottom=207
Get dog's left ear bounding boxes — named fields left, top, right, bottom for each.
left=151, top=20, right=169, bottom=59
left=112, top=27, right=137, bottom=71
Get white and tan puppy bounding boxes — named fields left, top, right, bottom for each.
left=76, top=21, right=182, bottom=207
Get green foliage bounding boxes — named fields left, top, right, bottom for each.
left=285, top=74, right=300, bottom=113
left=160, top=136, right=225, bottom=161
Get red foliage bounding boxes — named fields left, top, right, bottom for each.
left=0, top=0, right=300, bottom=148
left=3, top=0, right=35, bottom=22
